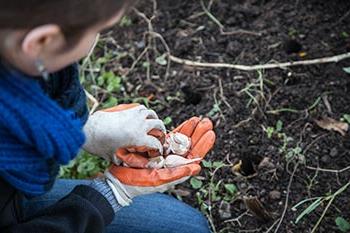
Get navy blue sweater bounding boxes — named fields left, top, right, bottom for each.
left=0, top=66, right=114, bottom=233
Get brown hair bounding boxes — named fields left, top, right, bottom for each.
left=0, top=0, right=137, bottom=41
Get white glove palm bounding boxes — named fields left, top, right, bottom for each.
left=83, top=105, right=166, bottom=161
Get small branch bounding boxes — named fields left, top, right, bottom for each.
left=200, top=0, right=262, bottom=36
left=169, top=52, right=350, bottom=71
left=224, top=211, right=250, bottom=226
left=84, top=90, right=100, bottom=115
left=311, top=181, right=350, bottom=233
left=306, top=165, right=350, bottom=174
left=273, top=163, right=299, bottom=233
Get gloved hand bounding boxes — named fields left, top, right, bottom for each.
left=105, top=117, right=216, bottom=206
left=83, top=104, right=166, bottom=161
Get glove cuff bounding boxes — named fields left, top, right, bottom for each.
left=90, top=178, right=123, bottom=213
left=105, top=171, right=133, bottom=206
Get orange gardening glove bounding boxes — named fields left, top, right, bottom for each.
left=105, top=117, right=216, bottom=206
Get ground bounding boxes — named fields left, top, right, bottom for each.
left=63, top=0, right=350, bottom=232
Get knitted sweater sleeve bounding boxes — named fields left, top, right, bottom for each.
left=3, top=185, right=115, bottom=233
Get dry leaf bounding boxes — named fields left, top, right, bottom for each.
left=244, top=196, right=272, bottom=222
left=315, top=117, right=349, bottom=136
left=232, top=160, right=242, bottom=173
left=172, top=188, right=192, bottom=197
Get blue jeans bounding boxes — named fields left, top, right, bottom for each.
left=23, top=179, right=211, bottom=233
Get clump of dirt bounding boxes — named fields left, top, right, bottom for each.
left=110, top=0, right=350, bottom=232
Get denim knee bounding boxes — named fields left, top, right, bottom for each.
left=184, top=209, right=211, bottom=233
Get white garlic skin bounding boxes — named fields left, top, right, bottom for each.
left=146, top=132, right=194, bottom=169
left=166, top=132, right=191, bottom=156
left=146, top=156, right=165, bottom=169
left=164, top=155, right=201, bottom=168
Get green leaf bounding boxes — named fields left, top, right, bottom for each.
left=266, top=126, right=275, bottom=139
left=341, top=32, right=349, bottom=38
left=106, top=75, right=121, bottom=93
left=343, top=67, right=350, bottom=74
left=336, top=217, right=350, bottom=232
left=102, top=97, right=118, bottom=109
left=163, top=116, right=172, bottom=126
left=295, top=197, right=323, bottom=224
left=213, top=161, right=225, bottom=168
left=155, top=54, right=168, bottom=66
left=343, top=114, right=350, bottom=124
left=276, top=120, right=283, bottom=132
left=190, top=177, right=203, bottom=189
left=142, top=61, right=150, bottom=68
left=119, top=16, right=132, bottom=27
left=224, top=184, right=237, bottom=195
left=77, top=161, right=95, bottom=174
left=97, top=75, right=105, bottom=86
left=202, top=160, right=212, bottom=168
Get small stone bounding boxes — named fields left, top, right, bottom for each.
left=330, top=147, right=338, bottom=157
left=321, top=155, right=330, bottom=163
left=258, top=157, right=275, bottom=170
left=269, top=190, right=281, bottom=200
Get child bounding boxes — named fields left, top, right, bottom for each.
left=0, top=1, right=215, bottom=233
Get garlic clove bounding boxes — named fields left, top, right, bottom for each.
left=164, top=155, right=201, bottom=168
left=146, top=156, right=165, bottom=169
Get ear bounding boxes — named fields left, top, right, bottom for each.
left=21, top=24, right=62, bottom=58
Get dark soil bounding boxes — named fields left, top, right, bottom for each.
left=109, top=0, right=350, bottom=232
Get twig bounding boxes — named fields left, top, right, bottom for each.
left=146, top=31, right=172, bottom=78
left=306, top=165, right=350, bottom=174
left=169, top=52, right=350, bottom=71
left=84, top=90, right=100, bottom=114
left=200, top=0, right=262, bottom=36
left=264, top=218, right=281, bottom=233
left=133, top=4, right=171, bottom=79
left=332, top=9, right=350, bottom=27
left=224, top=211, right=250, bottom=226
left=232, top=117, right=252, bottom=129
left=311, top=181, right=350, bottom=233
left=217, top=77, right=233, bottom=111
left=81, top=33, right=100, bottom=67
left=273, top=163, right=299, bottom=233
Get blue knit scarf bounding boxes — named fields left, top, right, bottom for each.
left=0, top=63, right=86, bottom=197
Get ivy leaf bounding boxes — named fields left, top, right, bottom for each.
left=336, top=217, right=350, bottom=232
left=190, top=177, right=203, bottom=189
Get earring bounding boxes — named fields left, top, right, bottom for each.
left=35, top=59, right=49, bottom=82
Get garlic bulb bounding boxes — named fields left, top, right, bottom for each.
left=146, top=132, right=195, bottom=169
left=165, top=132, right=191, bottom=156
